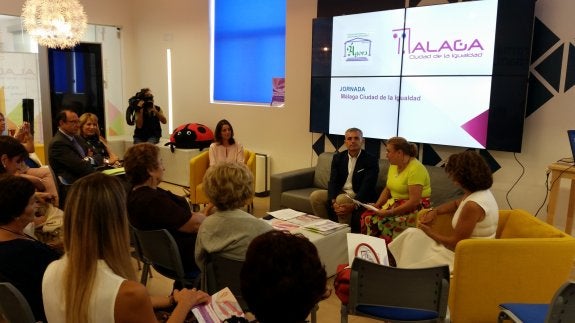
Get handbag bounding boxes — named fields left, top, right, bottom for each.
left=334, top=263, right=351, bottom=305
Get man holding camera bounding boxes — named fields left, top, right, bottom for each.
left=129, top=88, right=167, bottom=144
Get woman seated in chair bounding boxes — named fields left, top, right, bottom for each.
left=195, top=162, right=272, bottom=285
left=0, top=127, right=60, bottom=207
left=360, top=137, right=431, bottom=243
left=42, top=173, right=210, bottom=322
left=124, top=143, right=206, bottom=278
left=208, top=119, right=244, bottom=166
left=79, top=112, right=120, bottom=167
left=204, top=119, right=246, bottom=215
left=388, top=150, right=499, bottom=271
left=0, top=175, right=61, bottom=322
left=0, top=135, right=58, bottom=228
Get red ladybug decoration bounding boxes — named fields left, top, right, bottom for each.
left=165, top=123, right=214, bottom=152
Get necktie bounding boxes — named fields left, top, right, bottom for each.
left=71, top=137, right=86, bottom=158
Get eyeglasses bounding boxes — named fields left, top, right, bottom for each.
left=66, top=120, right=80, bottom=124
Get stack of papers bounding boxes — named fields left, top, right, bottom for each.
left=267, top=208, right=306, bottom=220
left=303, top=219, right=348, bottom=235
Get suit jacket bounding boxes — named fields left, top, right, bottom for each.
left=48, top=130, right=98, bottom=183
left=327, top=150, right=379, bottom=203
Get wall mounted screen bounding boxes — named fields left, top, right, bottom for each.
left=310, top=0, right=536, bottom=152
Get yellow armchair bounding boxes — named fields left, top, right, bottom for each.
left=424, top=209, right=575, bottom=322
left=188, top=149, right=256, bottom=212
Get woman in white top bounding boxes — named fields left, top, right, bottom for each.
left=388, top=150, right=499, bottom=271
left=42, top=173, right=210, bottom=323
left=208, top=119, right=244, bottom=166
left=205, top=119, right=246, bottom=215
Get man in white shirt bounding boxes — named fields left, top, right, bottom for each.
left=310, top=128, right=379, bottom=228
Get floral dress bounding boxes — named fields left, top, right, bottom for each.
left=360, top=159, right=432, bottom=244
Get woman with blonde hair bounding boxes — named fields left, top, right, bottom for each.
left=79, top=112, right=119, bottom=166
left=360, top=137, right=431, bottom=243
left=195, top=162, right=272, bottom=285
left=42, top=173, right=209, bottom=322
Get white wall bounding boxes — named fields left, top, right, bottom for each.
left=2, top=0, right=575, bottom=226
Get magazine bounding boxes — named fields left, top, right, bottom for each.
left=192, top=287, right=244, bottom=323
left=303, top=219, right=348, bottom=235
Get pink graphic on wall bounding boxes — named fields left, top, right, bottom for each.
left=461, top=109, right=489, bottom=147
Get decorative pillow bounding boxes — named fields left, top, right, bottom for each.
left=313, top=152, right=334, bottom=189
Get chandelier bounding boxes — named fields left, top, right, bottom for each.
left=21, top=0, right=88, bottom=49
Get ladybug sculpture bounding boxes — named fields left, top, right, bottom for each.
left=165, top=123, right=214, bottom=152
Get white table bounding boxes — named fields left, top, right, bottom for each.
left=292, top=227, right=350, bottom=277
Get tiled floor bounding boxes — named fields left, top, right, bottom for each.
left=149, top=182, right=380, bottom=322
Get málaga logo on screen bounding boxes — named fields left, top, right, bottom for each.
left=392, top=28, right=484, bottom=59
left=343, top=33, right=372, bottom=61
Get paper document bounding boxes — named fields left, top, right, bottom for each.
left=192, top=287, right=244, bottom=323
left=347, top=233, right=389, bottom=266
left=350, top=198, right=379, bottom=212
left=267, top=208, right=306, bottom=220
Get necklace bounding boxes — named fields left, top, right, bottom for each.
left=0, top=226, right=36, bottom=241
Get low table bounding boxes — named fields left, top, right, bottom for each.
left=292, top=227, right=350, bottom=277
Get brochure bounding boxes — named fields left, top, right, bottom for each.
left=192, top=287, right=244, bottom=323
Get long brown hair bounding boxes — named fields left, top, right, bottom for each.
left=62, top=173, right=136, bottom=322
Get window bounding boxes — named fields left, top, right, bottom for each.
left=211, top=0, right=286, bottom=104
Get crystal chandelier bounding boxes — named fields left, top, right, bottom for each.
left=21, top=0, right=88, bottom=49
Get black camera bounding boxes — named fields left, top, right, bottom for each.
left=141, top=96, right=154, bottom=109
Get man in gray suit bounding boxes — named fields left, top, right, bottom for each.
left=48, top=109, right=101, bottom=184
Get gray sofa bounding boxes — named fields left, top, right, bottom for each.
left=270, top=152, right=463, bottom=214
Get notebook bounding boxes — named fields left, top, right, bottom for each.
left=566, top=130, right=575, bottom=164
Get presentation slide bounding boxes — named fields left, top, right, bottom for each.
left=397, top=76, right=492, bottom=149
left=329, top=77, right=400, bottom=139
left=331, top=9, right=405, bottom=77
left=401, top=0, right=497, bottom=76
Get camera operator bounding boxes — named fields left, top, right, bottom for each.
left=129, top=88, right=167, bottom=144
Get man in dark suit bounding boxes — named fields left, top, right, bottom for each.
left=48, top=109, right=101, bottom=184
left=310, top=127, right=379, bottom=228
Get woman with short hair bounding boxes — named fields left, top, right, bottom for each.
left=0, top=175, right=61, bottom=322
left=124, top=143, right=205, bottom=276
left=195, top=162, right=272, bottom=285
left=360, top=137, right=431, bottom=242
left=79, top=112, right=119, bottom=166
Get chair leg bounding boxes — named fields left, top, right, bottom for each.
left=140, top=263, right=150, bottom=285
left=340, top=304, right=348, bottom=323
left=310, top=304, right=318, bottom=323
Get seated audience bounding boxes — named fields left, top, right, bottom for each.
left=360, top=137, right=431, bottom=242
left=241, top=231, right=328, bottom=323
left=124, top=143, right=206, bottom=277
left=208, top=119, right=244, bottom=166
left=79, top=112, right=119, bottom=166
left=195, top=162, right=272, bottom=283
left=48, top=109, right=101, bottom=184
left=388, top=150, right=498, bottom=271
left=42, top=173, right=210, bottom=322
left=0, top=135, right=57, bottom=227
left=0, top=175, right=61, bottom=322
